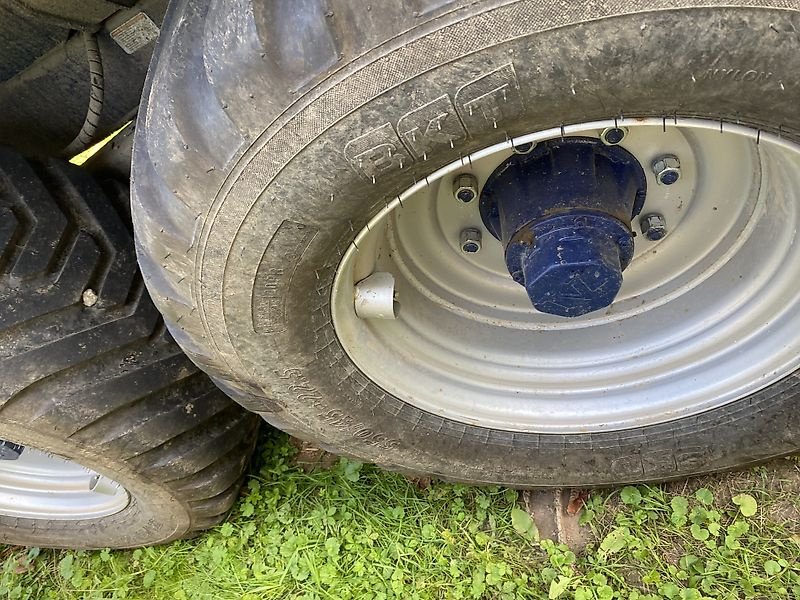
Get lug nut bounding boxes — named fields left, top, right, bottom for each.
left=652, top=155, right=681, bottom=185
left=640, top=213, right=667, bottom=241
left=600, top=126, right=628, bottom=146
left=460, top=228, right=482, bottom=253
left=453, top=173, right=479, bottom=203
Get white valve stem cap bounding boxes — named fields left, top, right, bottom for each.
left=354, top=272, right=398, bottom=320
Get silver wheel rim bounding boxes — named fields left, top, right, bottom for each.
left=0, top=440, right=129, bottom=520
left=332, top=118, right=800, bottom=433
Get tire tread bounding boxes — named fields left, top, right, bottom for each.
left=0, top=149, right=259, bottom=543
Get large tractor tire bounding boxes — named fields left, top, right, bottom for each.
left=0, top=148, right=259, bottom=549
left=132, top=0, right=800, bottom=486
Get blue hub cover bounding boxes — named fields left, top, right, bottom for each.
left=479, top=137, right=647, bottom=317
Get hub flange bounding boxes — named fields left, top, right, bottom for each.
left=479, top=137, right=647, bottom=317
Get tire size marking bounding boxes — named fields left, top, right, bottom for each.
left=252, top=220, right=317, bottom=334
left=319, top=409, right=401, bottom=450
left=277, top=369, right=401, bottom=450
left=344, top=63, right=523, bottom=179
left=278, top=368, right=326, bottom=408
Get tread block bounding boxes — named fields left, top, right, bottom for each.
left=0, top=149, right=70, bottom=279
left=203, top=0, right=291, bottom=138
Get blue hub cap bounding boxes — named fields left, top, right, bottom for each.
left=480, top=137, right=647, bottom=317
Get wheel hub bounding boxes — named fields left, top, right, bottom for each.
left=479, top=137, right=646, bottom=316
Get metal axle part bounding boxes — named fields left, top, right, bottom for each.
left=479, top=137, right=647, bottom=317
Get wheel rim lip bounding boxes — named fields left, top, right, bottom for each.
left=331, top=117, right=800, bottom=433
left=0, top=441, right=129, bottom=520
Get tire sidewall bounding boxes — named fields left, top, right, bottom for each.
left=199, top=4, right=800, bottom=484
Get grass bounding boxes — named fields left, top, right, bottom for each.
left=1, top=429, right=798, bottom=600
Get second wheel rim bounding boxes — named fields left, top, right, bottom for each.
left=0, top=439, right=129, bottom=520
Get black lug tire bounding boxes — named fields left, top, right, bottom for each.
left=0, top=147, right=260, bottom=549
left=132, top=0, right=800, bottom=486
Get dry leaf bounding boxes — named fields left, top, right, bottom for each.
left=566, top=489, right=590, bottom=515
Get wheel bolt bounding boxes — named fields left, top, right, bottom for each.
left=640, top=213, right=667, bottom=241
left=600, top=126, right=628, bottom=146
left=453, top=173, right=479, bottom=203
left=513, top=141, right=536, bottom=155
left=652, top=155, right=681, bottom=185
left=460, top=228, right=482, bottom=253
